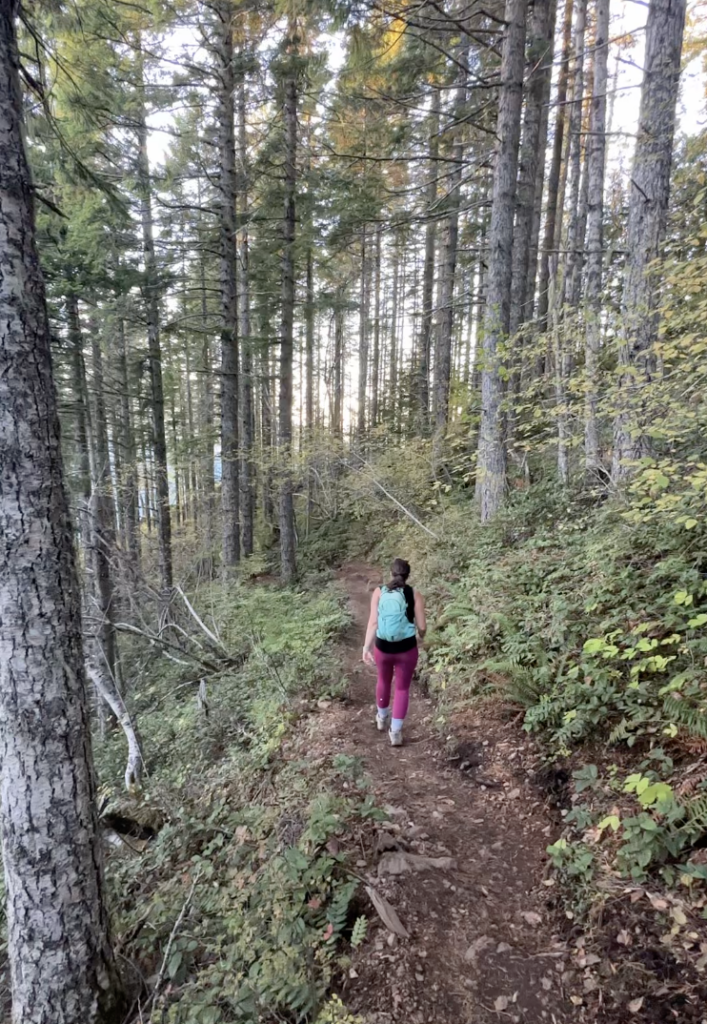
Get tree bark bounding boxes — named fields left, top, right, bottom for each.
left=198, top=209, right=215, bottom=545
left=536, top=0, right=574, bottom=331
left=416, top=86, right=441, bottom=433
left=583, top=0, right=610, bottom=477
left=510, top=0, right=557, bottom=336
left=0, top=6, right=123, bottom=1019
left=560, top=0, right=588, bottom=314
left=136, top=44, right=172, bottom=589
left=434, top=58, right=467, bottom=444
left=87, top=319, right=118, bottom=682
left=611, top=0, right=686, bottom=481
left=333, top=290, right=345, bottom=439
left=237, top=75, right=254, bottom=558
left=215, top=3, right=240, bottom=568
left=371, top=224, right=382, bottom=427
left=278, top=21, right=299, bottom=583
left=477, top=0, right=528, bottom=520
left=357, top=226, right=369, bottom=437
left=116, top=313, right=139, bottom=567
left=68, top=292, right=92, bottom=552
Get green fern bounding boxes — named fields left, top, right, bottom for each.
left=350, top=916, right=367, bottom=948
left=663, top=695, right=707, bottom=739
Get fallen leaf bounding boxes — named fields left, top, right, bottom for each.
left=465, top=935, right=492, bottom=963
left=323, top=924, right=334, bottom=941
left=616, top=930, right=632, bottom=946
left=494, top=995, right=508, bottom=1012
left=349, top=968, right=358, bottom=979
left=541, top=977, right=552, bottom=991
left=365, top=885, right=409, bottom=938
left=570, top=995, right=583, bottom=1006
left=671, top=906, right=687, bottom=926
left=377, top=851, right=455, bottom=877
left=521, top=911, right=542, bottom=926
left=307, top=898, right=322, bottom=909
left=628, top=997, right=644, bottom=1013
left=648, top=893, right=669, bottom=911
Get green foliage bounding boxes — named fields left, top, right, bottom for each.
left=98, top=578, right=371, bottom=1023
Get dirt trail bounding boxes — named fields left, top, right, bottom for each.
left=319, top=563, right=572, bottom=1024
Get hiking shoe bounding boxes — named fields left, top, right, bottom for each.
left=376, top=712, right=388, bottom=732
left=389, top=729, right=403, bottom=747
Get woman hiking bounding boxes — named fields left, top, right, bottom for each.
left=362, top=558, right=426, bottom=746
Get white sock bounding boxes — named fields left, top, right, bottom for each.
left=391, top=718, right=404, bottom=733
left=377, top=706, right=390, bottom=719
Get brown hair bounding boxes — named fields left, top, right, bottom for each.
left=387, top=558, right=410, bottom=591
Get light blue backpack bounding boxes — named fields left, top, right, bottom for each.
left=377, top=586, right=416, bottom=643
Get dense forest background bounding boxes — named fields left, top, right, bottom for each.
left=5, top=0, right=707, bottom=1019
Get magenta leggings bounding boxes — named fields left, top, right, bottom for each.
left=374, top=646, right=419, bottom=720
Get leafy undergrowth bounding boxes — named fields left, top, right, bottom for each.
left=302, top=443, right=707, bottom=1017
left=96, top=575, right=375, bottom=1024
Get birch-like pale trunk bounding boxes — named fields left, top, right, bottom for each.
left=477, top=0, right=528, bottom=520
left=611, top=0, right=687, bottom=481
left=0, top=5, right=123, bottom=1019
left=583, top=0, right=610, bottom=476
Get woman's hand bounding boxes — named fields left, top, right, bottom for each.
left=362, top=646, right=375, bottom=666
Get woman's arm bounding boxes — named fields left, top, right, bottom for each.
left=363, top=588, right=380, bottom=663
left=414, top=592, right=427, bottom=639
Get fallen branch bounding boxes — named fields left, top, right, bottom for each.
left=349, top=455, right=440, bottom=540
left=175, top=584, right=227, bottom=651
left=143, top=873, right=200, bottom=1016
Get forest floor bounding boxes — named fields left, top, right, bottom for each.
left=308, top=562, right=575, bottom=1024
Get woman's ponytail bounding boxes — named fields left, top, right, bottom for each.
left=387, top=558, right=411, bottom=591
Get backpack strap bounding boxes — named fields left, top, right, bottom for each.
left=403, top=585, right=415, bottom=623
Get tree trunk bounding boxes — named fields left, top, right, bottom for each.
left=536, top=0, right=574, bottom=331
left=198, top=221, right=215, bottom=545
left=371, top=224, right=382, bottom=427
left=416, top=86, right=441, bottom=432
left=278, top=22, right=299, bottom=583
left=0, top=7, right=123, bottom=1019
left=87, top=319, right=118, bottom=683
left=583, top=0, right=610, bottom=477
left=87, top=664, right=144, bottom=791
left=559, top=0, right=588, bottom=314
left=136, top=45, right=172, bottom=589
left=357, top=226, right=369, bottom=437
left=509, top=0, right=557, bottom=336
left=611, top=0, right=686, bottom=481
left=333, top=292, right=345, bottom=439
left=260, top=337, right=276, bottom=525
left=216, top=2, right=240, bottom=568
left=116, top=314, right=139, bottom=567
left=68, top=293, right=92, bottom=553
left=388, top=241, right=399, bottom=423
left=237, top=75, right=255, bottom=558
left=477, top=0, right=528, bottom=520
left=434, top=58, right=467, bottom=444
